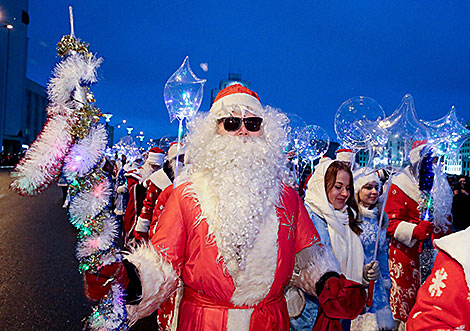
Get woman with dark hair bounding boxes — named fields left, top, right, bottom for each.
left=290, top=160, right=374, bottom=330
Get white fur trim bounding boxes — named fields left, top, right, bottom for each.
left=227, top=308, right=254, bottom=331
left=230, top=207, right=279, bottom=306
left=376, top=306, right=395, bottom=330
left=353, top=167, right=381, bottom=195
left=394, top=221, right=418, bottom=248
left=148, top=168, right=172, bottom=190
left=351, top=312, right=377, bottom=331
left=292, top=243, right=341, bottom=297
left=147, top=152, right=165, bottom=166
left=124, top=243, right=179, bottom=326
left=434, top=226, right=470, bottom=292
left=285, top=287, right=305, bottom=318
left=392, top=167, right=420, bottom=202
left=210, top=93, right=263, bottom=117
left=135, top=216, right=151, bottom=232
left=168, top=143, right=185, bottom=161
left=410, top=144, right=426, bottom=164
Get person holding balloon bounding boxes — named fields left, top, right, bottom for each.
left=385, top=140, right=452, bottom=329
left=351, top=168, right=395, bottom=331
left=290, top=159, right=376, bottom=330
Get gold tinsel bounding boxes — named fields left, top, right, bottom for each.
left=57, top=34, right=90, bottom=57
left=69, top=104, right=103, bottom=139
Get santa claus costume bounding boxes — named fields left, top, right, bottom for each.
left=122, top=147, right=165, bottom=245
left=121, top=85, right=365, bottom=330
left=406, top=226, right=470, bottom=330
left=133, top=142, right=185, bottom=241
left=385, top=141, right=451, bottom=325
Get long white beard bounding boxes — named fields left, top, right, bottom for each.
left=140, top=163, right=155, bottom=183
left=189, top=135, right=284, bottom=275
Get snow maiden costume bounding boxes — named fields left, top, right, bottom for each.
left=351, top=168, right=394, bottom=331
left=291, top=159, right=366, bottom=330
left=119, top=85, right=366, bottom=330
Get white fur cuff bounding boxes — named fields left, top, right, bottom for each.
left=293, top=244, right=341, bottom=297
left=124, top=243, right=179, bottom=326
left=135, top=216, right=151, bottom=232
left=394, top=222, right=417, bottom=248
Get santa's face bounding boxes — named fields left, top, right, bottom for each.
left=216, top=111, right=263, bottom=137
left=359, top=181, right=379, bottom=208
left=327, top=170, right=352, bottom=210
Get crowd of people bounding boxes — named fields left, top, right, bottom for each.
left=71, top=84, right=468, bottom=331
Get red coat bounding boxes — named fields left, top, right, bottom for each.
left=148, top=182, right=320, bottom=331
left=149, top=185, right=174, bottom=239
left=407, top=228, right=470, bottom=331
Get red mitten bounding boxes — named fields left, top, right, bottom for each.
left=318, top=275, right=366, bottom=320
left=133, top=230, right=148, bottom=241
left=84, top=262, right=129, bottom=301
left=412, top=221, right=434, bottom=241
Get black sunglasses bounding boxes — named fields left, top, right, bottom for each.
left=218, top=117, right=263, bottom=132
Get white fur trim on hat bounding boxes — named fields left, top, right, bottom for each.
left=168, top=143, right=185, bottom=161
left=409, top=143, right=426, bottom=164
left=146, top=152, right=165, bottom=166
left=336, top=150, right=355, bottom=163
left=210, top=93, right=263, bottom=118
left=353, top=168, right=381, bottom=194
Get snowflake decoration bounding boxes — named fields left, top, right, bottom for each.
left=428, top=267, right=447, bottom=297
left=280, top=211, right=296, bottom=240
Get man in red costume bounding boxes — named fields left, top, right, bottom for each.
left=406, top=226, right=470, bottom=331
left=134, top=142, right=185, bottom=241
left=385, top=140, right=452, bottom=329
left=113, top=85, right=365, bottom=330
left=122, top=147, right=165, bottom=245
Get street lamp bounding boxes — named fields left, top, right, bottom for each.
left=136, top=134, right=145, bottom=149
left=126, top=127, right=134, bottom=135
left=0, top=22, right=13, bottom=151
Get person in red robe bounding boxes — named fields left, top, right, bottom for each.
left=122, top=147, right=165, bottom=245
left=86, top=85, right=366, bottom=330
left=385, top=140, right=452, bottom=329
left=133, top=142, right=185, bottom=241
left=406, top=226, right=470, bottom=331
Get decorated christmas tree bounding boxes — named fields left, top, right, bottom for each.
left=10, top=7, right=127, bottom=330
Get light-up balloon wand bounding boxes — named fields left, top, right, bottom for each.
left=164, top=56, right=206, bottom=186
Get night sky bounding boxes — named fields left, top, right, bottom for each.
left=26, top=1, right=470, bottom=144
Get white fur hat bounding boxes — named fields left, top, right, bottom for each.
left=409, top=139, right=427, bottom=164
left=146, top=147, right=165, bottom=166
left=336, top=148, right=355, bottom=164
left=353, top=167, right=381, bottom=194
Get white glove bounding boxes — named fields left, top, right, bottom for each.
left=116, top=185, right=127, bottom=194
left=363, top=261, right=380, bottom=283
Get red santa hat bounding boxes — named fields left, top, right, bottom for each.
left=335, top=148, right=355, bottom=163
left=209, top=84, right=263, bottom=118
left=146, top=147, right=165, bottom=166
left=167, top=142, right=185, bottom=161
left=409, top=139, right=427, bottom=164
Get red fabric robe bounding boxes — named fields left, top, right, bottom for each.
left=122, top=168, right=147, bottom=244
left=407, top=228, right=470, bottom=331
left=149, top=182, right=320, bottom=331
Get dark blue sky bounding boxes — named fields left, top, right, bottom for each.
left=27, top=1, right=470, bottom=143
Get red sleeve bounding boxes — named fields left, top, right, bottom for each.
left=292, top=188, right=321, bottom=253
left=149, top=186, right=187, bottom=274
left=407, top=251, right=470, bottom=330
left=149, top=185, right=174, bottom=239
left=126, top=176, right=138, bottom=191
left=385, top=184, right=414, bottom=237
left=139, top=181, right=161, bottom=222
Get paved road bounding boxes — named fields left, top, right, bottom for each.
left=0, top=170, right=90, bottom=330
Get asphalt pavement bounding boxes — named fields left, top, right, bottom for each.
left=0, top=170, right=91, bottom=330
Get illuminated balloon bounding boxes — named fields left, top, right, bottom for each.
left=285, top=113, right=308, bottom=156
left=334, top=96, right=386, bottom=151
left=164, top=56, right=206, bottom=122
left=369, top=94, right=429, bottom=169
left=301, top=125, right=330, bottom=161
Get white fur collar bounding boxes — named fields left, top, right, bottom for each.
left=148, top=168, right=172, bottom=190
left=433, top=227, right=470, bottom=292
left=391, top=166, right=421, bottom=203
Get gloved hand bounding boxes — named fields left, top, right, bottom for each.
left=363, top=261, right=380, bottom=283
left=412, top=221, right=434, bottom=241
left=84, top=262, right=129, bottom=301
left=133, top=230, right=148, bottom=241
left=116, top=185, right=127, bottom=194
